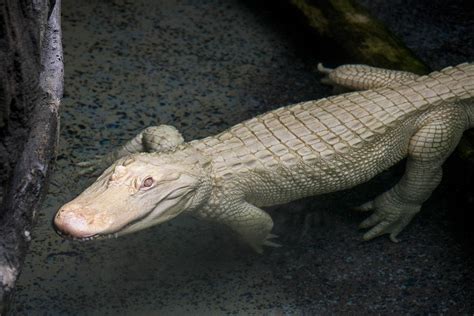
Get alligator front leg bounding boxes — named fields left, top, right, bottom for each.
left=214, top=201, right=279, bottom=253
left=358, top=104, right=467, bottom=242
left=78, top=124, right=184, bottom=175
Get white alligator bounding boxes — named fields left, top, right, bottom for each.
left=54, top=63, right=474, bottom=252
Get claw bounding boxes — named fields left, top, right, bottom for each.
left=318, top=63, right=337, bottom=86
left=76, top=161, right=95, bottom=167
left=76, top=155, right=103, bottom=165
left=263, top=233, right=281, bottom=249
left=354, top=200, right=375, bottom=212
left=359, top=212, right=380, bottom=229
left=263, top=240, right=282, bottom=248
left=317, top=62, right=333, bottom=74
left=76, top=155, right=107, bottom=176
left=252, top=234, right=281, bottom=253
left=77, top=166, right=97, bottom=176
left=358, top=194, right=420, bottom=242
left=362, top=220, right=392, bottom=240
left=389, top=233, right=400, bottom=243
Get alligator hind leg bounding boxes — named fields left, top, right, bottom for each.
left=357, top=103, right=467, bottom=242
left=78, top=125, right=184, bottom=175
left=318, top=63, right=419, bottom=91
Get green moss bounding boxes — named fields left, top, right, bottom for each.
left=290, top=0, right=329, bottom=33
left=329, top=0, right=356, bottom=14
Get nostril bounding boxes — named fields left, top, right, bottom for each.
left=54, top=207, right=74, bottom=224
left=55, top=208, right=64, bottom=219
left=54, top=208, right=65, bottom=224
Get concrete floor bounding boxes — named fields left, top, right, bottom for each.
left=10, top=0, right=474, bottom=314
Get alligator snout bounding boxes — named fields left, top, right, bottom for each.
left=54, top=205, right=97, bottom=239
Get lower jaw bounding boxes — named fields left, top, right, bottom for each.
left=57, top=232, right=122, bottom=241
left=51, top=216, right=126, bottom=241
left=53, top=226, right=122, bottom=241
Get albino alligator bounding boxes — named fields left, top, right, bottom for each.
left=54, top=63, right=474, bottom=252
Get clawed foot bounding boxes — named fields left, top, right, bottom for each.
left=317, top=63, right=351, bottom=93
left=76, top=155, right=109, bottom=176
left=355, top=197, right=421, bottom=243
left=251, top=233, right=281, bottom=254
left=317, top=63, right=335, bottom=85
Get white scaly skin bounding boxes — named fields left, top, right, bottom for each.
left=55, top=63, right=474, bottom=253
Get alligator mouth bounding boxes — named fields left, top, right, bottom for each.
left=52, top=186, right=194, bottom=241
left=52, top=225, right=121, bottom=241
left=51, top=211, right=149, bottom=241
left=52, top=219, right=97, bottom=241
left=51, top=216, right=114, bottom=241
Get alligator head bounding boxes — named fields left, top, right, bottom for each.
left=54, top=151, right=211, bottom=240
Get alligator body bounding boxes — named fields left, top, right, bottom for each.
left=54, top=63, right=474, bottom=252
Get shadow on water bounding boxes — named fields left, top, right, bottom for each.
left=239, top=0, right=350, bottom=66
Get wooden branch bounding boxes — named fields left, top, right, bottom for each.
left=0, top=0, right=63, bottom=312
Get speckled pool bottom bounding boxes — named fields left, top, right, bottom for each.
left=10, top=0, right=474, bottom=314
left=11, top=0, right=325, bottom=314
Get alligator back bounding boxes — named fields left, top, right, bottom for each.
left=190, top=63, right=474, bottom=204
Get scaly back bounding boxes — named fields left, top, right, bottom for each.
left=192, top=63, right=474, bottom=176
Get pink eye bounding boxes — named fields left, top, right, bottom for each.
left=141, top=177, right=154, bottom=189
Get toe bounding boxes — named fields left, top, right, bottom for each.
left=263, top=240, right=282, bottom=248
left=359, top=212, right=380, bottom=229
left=354, top=200, right=375, bottom=212
left=363, top=220, right=392, bottom=240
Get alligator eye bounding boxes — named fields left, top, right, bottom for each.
left=140, top=177, right=154, bottom=189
